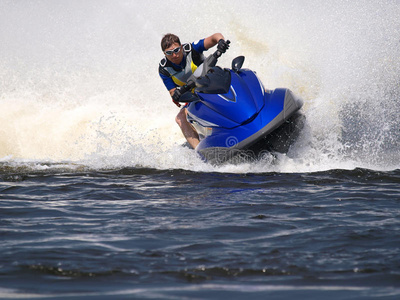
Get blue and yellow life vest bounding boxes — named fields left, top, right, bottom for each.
left=159, top=43, right=204, bottom=87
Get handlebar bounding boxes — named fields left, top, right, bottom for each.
left=213, top=40, right=231, bottom=59
left=179, top=81, right=196, bottom=95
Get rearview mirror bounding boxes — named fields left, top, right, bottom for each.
left=232, top=56, right=245, bottom=72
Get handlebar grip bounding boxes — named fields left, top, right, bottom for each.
left=213, top=40, right=230, bottom=59
left=180, top=81, right=195, bottom=94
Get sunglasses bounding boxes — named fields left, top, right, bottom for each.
left=164, top=46, right=181, bottom=56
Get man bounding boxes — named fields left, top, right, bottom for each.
left=159, top=33, right=229, bottom=149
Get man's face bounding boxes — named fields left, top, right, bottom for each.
left=164, top=43, right=183, bottom=65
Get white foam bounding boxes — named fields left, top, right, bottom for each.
left=1, top=0, right=399, bottom=172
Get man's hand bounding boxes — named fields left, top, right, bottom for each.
left=217, top=39, right=229, bottom=53
left=172, top=87, right=182, bottom=107
left=172, top=87, right=182, bottom=102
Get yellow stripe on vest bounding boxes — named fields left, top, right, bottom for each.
left=191, top=61, right=198, bottom=73
left=172, top=62, right=198, bottom=87
left=172, top=76, right=186, bottom=87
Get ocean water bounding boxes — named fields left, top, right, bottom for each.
left=1, top=0, right=400, bottom=299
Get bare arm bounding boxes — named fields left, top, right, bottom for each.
left=169, top=88, right=176, bottom=97
left=203, top=33, right=225, bottom=50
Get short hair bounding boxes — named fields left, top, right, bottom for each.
left=161, top=33, right=181, bottom=51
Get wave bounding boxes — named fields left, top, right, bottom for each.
left=1, top=0, right=399, bottom=173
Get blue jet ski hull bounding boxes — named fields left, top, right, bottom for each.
left=187, top=69, right=304, bottom=164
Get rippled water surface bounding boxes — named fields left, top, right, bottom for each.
left=1, top=167, right=400, bottom=299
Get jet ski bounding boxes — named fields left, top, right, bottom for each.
left=177, top=41, right=305, bottom=164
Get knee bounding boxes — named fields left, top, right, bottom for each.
left=175, top=109, right=186, bottom=127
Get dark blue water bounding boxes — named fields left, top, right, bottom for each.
left=1, top=166, right=399, bottom=299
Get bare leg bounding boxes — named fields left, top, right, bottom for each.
left=175, top=108, right=200, bottom=149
